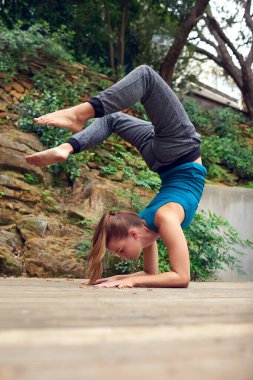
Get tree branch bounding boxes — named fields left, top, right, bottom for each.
left=241, top=0, right=253, bottom=65
left=196, top=26, right=218, bottom=50
left=160, top=0, right=210, bottom=85
left=192, top=43, right=243, bottom=89
left=246, top=43, right=253, bottom=65
left=242, top=0, right=253, bottom=32
left=204, top=8, right=245, bottom=67
left=190, top=44, right=222, bottom=65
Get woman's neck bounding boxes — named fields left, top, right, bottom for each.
left=140, top=225, right=159, bottom=248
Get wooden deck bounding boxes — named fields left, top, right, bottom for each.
left=0, top=278, right=252, bottom=380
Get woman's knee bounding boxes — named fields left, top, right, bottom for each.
left=136, top=64, right=154, bottom=76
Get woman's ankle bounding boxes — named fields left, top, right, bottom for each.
left=73, top=102, right=95, bottom=123
left=60, top=143, right=74, bottom=155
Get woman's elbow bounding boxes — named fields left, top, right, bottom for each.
left=179, top=275, right=190, bottom=288
left=181, top=281, right=190, bottom=288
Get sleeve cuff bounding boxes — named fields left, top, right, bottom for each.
left=67, top=138, right=81, bottom=154
left=86, top=97, right=105, bottom=118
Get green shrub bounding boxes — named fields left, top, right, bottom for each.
left=0, top=21, right=74, bottom=76
left=100, top=165, right=118, bottom=176
left=183, top=99, right=247, bottom=138
left=75, top=239, right=91, bottom=259
left=24, top=173, right=40, bottom=185
left=211, top=107, right=247, bottom=138
left=183, top=100, right=251, bottom=182
left=201, top=135, right=253, bottom=182
left=80, top=54, right=112, bottom=77
left=103, top=150, right=161, bottom=190
left=221, top=138, right=253, bottom=179
left=114, top=210, right=252, bottom=281
left=122, top=166, right=161, bottom=190
left=207, top=164, right=233, bottom=183
left=182, top=98, right=214, bottom=134
left=0, top=51, right=17, bottom=82
left=133, top=103, right=150, bottom=121
left=201, top=136, right=223, bottom=166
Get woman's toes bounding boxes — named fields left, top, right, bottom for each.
left=34, top=116, right=49, bottom=124
left=45, top=119, right=54, bottom=125
left=34, top=118, right=44, bottom=125
left=46, top=120, right=61, bottom=127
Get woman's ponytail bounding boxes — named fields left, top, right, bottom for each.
left=87, top=212, right=110, bottom=285
left=87, top=210, right=146, bottom=284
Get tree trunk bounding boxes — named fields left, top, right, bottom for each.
left=241, top=66, right=253, bottom=120
left=104, top=0, right=116, bottom=78
left=160, top=0, right=210, bottom=86
left=119, top=0, right=129, bottom=67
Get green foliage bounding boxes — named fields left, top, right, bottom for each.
left=183, top=98, right=247, bottom=137
left=114, top=186, right=148, bottom=212
left=100, top=165, right=118, bottom=176
left=0, top=21, right=74, bottom=69
left=41, top=189, right=54, bottom=204
left=122, top=166, right=161, bottom=189
left=114, top=210, right=252, bottom=281
left=182, top=98, right=214, bottom=135
left=24, top=173, right=40, bottom=185
left=0, top=51, right=17, bottom=82
left=201, top=135, right=253, bottom=182
left=41, top=188, right=59, bottom=212
left=242, top=181, right=253, bottom=189
left=182, top=99, right=252, bottom=183
left=75, top=239, right=91, bottom=260
left=81, top=55, right=112, bottom=77
left=205, top=164, right=233, bottom=184
left=133, top=103, right=150, bottom=121
left=0, top=0, right=196, bottom=77
left=211, top=107, right=247, bottom=138
left=114, top=254, right=142, bottom=275
left=104, top=150, right=161, bottom=190
left=221, top=138, right=253, bottom=179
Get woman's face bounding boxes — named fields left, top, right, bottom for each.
left=107, top=234, right=143, bottom=261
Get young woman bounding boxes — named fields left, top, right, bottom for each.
left=26, top=65, right=207, bottom=289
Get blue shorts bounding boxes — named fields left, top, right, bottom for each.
left=138, top=162, right=207, bottom=231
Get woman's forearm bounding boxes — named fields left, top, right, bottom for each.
left=133, top=271, right=190, bottom=288
left=117, top=271, right=148, bottom=279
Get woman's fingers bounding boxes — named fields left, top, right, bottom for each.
left=94, top=278, right=109, bottom=284
left=95, top=280, right=120, bottom=288
left=80, top=279, right=90, bottom=285
left=80, top=277, right=117, bottom=287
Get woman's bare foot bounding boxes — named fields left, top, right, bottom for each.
left=34, top=103, right=95, bottom=133
left=25, top=143, right=74, bottom=167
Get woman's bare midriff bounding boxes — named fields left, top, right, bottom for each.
left=194, top=156, right=202, bottom=165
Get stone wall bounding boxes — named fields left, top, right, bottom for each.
left=198, top=184, right=253, bottom=281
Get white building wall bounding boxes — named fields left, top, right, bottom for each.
left=197, top=184, right=253, bottom=281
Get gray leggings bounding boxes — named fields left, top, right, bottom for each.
left=68, top=65, right=201, bottom=172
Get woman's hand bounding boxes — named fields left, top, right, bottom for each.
left=80, top=275, right=121, bottom=287
left=93, top=275, right=120, bottom=284
left=94, top=278, right=135, bottom=289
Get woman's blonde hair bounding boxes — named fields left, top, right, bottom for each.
left=87, top=210, right=145, bottom=284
